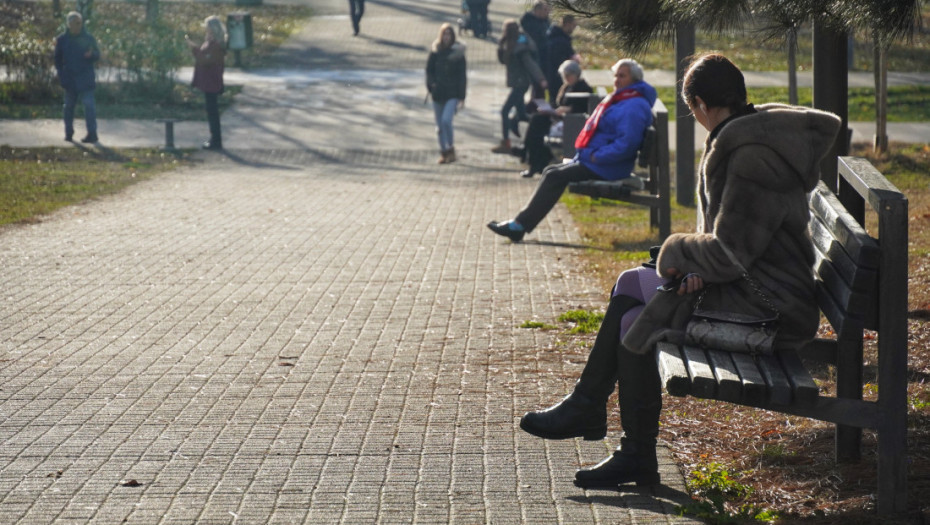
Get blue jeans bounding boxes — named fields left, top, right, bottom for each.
left=501, top=85, right=528, bottom=140
left=63, top=88, right=97, bottom=137
left=433, top=98, right=458, bottom=151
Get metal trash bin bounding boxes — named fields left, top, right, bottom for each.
left=227, top=12, right=253, bottom=67
left=227, top=12, right=253, bottom=51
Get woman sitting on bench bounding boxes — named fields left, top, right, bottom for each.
left=517, top=53, right=842, bottom=488
left=517, top=60, right=592, bottom=178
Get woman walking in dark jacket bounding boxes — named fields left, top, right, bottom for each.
left=186, top=16, right=226, bottom=150
left=491, top=19, right=546, bottom=154
left=426, top=23, right=467, bottom=164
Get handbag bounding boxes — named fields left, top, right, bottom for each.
left=685, top=272, right=779, bottom=356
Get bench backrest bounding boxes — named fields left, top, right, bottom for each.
left=809, top=182, right=881, bottom=339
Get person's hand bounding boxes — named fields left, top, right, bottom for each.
left=664, top=267, right=705, bottom=295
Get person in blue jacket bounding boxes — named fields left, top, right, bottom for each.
left=54, top=11, right=100, bottom=144
left=488, top=58, right=656, bottom=242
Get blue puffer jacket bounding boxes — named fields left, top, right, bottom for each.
left=54, top=30, right=100, bottom=93
left=575, top=80, right=657, bottom=181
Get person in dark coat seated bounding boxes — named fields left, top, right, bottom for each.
left=518, top=60, right=592, bottom=178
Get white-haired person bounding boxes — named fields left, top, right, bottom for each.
left=54, top=11, right=100, bottom=143
left=517, top=59, right=592, bottom=178
left=488, top=58, right=655, bottom=241
left=185, top=16, right=226, bottom=150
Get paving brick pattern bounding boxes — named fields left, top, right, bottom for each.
left=0, top=0, right=701, bottom=522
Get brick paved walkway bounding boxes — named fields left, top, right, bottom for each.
left=0, top=1, right=701, bottom=523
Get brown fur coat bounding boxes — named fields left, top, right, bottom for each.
left=623, top=104, right=842, bottom=354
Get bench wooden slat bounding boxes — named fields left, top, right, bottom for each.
left=758, top=354, right=793, bottom=405
left=813, top=245, right=873, bottom=318
left=778, top=350, right=819, bottom=405
left=731, top=353, right=768, bottom=406
left=812, top=239, right=877, bottom=295
left=683, top=346, right=716, bottom=398
left=657, top=342, right=691, bottom=396
left=810, top=183, right=880, bottom=269
left=815, top=281, right=865, bottom=340
left=706, top=349, right=742, bottom=403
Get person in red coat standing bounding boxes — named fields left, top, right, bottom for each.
left=186, top=16, right=226, bottom=150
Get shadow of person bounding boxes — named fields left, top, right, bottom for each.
left=566, top=483, right=693, bottom=513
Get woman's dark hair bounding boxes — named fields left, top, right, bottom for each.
left=681, top=53, right=747, bottom=114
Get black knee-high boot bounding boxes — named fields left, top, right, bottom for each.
left=574, top=344, right=662, bottom=487
left=519, top=294, right=644, bottom=441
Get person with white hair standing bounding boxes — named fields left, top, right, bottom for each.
left=54, top=11, right=100, bottom=143
left=185, top=16, right=227, bottom=150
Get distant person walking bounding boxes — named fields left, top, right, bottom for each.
left=186, top=16, right=226, bottom=150
left=54, top=11, right=100, bottom=144
left=491, top=19, right=546, bottom=155
left=348, top=0, right=365, bottom=36
left=426, top=23, right=467, bottom=164
left=465, top=0, right=490, bottom=38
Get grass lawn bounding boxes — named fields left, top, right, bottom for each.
left=0, top=147, right=189, bottom=227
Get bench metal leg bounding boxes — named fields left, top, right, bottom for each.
left=163, top=121, right=175, bottom=150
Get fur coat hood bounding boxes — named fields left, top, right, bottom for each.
left=623, top=104, right=842, bottom=354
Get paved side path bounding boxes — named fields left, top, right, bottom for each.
left=0, top=0, right=701, bottom=523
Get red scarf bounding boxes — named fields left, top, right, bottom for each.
left=574, top=88, right=642, bottom=150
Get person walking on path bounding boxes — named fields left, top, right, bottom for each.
left=491, top=19, right=547, bottom=155
left=54, top=11, right=100, bottom=144
left=465, top=0, right=490, bottom=39
left=520, top=1, right=550, bottom=99
left=545, top=14, right=580, bottom=104
left=518, top=53, right=841, bottom=489
left=487, top=58, right=654, bottom=241
left=348, top=0, right=365, bottom=36
left=186, top=16, right=227, bottom=151
left=426, top=23, right=467, bottom=164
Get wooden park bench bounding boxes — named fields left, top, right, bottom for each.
left=565, top=99, right=671, bottom=240
left=657, top=157, right=908, bottom=514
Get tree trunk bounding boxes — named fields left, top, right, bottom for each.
left=787, top=28, right=798, bottom=105
left=874, top=36, right=889, bottom=153
left=146, top=0, right=159, bottom=25
left=813, top=21, right=849, bottom=194
left=675, top=22, right=695, bottom=207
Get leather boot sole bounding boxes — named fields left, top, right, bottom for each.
left=573, top=470, right=660, bottom=488
left=519, top=417, right=606, bottom=441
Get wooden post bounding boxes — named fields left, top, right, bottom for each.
left=675, top=23, right=695, bottom=207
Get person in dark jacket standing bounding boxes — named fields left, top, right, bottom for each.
left=348, top=0, right=365, bottom=36
left=426, top=23, right=467, bottom=164
left=186, top=16, right=226, bottom=150
left=519, top=1, right=550, bottom=99
left=54, top=11, right=100, bottom=144
left=545, top=15, right=580, bottom=104
left=491, top=19, right=547, bottom=154
left=465, top=0, right=490, bottom=39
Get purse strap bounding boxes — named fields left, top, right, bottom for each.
left=694, top=271, right=780, bottom=320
